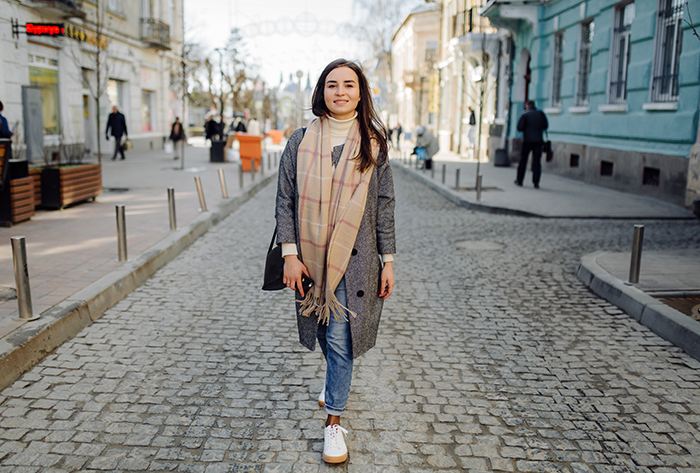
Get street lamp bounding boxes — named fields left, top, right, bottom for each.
left=214, top=48, right=225, bottom=124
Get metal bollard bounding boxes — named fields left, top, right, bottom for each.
left=431, top=163, right=435, bottom=179
left=239, top=162, right=244, bottom=190
left=442, top=164, right=446, bottom=184
left=455, top=168, right=461, bottom=190
left=476, top=174, right=483, bottom=202
left=629, top=225, right=644, bottom=283
left=261, top=156, right=265, bottom=176
left=251, top=161, right=256, bottom=182
left=116, top=205, right=127, bottom=262
left=11, top=236, right=36, bottom=320
left=218, top=169, right=228, bottom=199
left=167, top=188, right=177, bottom=231
left=194, top=176, right=207, bottom=212
left=268, top=153, right=271, bottom=170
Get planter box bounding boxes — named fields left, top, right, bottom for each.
left=10, top=177, right=35, bottom=223
left=41, top=164, right=102, bottom=210
left=28, top=168, right=42, bottom=208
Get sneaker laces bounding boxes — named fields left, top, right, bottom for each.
left=327, top=424, right=348, bottom=447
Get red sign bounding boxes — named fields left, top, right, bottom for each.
left=26, top=23, right=65, bottom=36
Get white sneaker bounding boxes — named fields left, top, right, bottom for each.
left=323, top=424, right=348, bottom=463
left=318, top=381, right=325, bottom=407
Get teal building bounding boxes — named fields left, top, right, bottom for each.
left=483, top=0, right=700, bottom=207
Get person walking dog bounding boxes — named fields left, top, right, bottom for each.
left=515, top=100, right=548, bottom=188
left=105, top=105, right=128, bottom=161
left=275, top=58, right=396, bottom=464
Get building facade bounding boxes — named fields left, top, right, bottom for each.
left=436, top=0, right=505, bottom=162
left=391, top=3, right=441, bottom=137
left=483, top=0, right=700, bottom=207
left=0, top=0, right=184, bottom=163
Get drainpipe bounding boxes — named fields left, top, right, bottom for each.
left=504, top=35, right=515, bottom=155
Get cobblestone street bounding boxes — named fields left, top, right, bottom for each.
left=1, top=169, right=699, bottom=473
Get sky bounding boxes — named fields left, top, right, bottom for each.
left=184, top=0, right=373, bottom=88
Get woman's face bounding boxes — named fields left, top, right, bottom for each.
left=324, top=67, right=361, bottom=121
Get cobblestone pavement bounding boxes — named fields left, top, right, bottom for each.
left=1, top=169, right=700, bottom=473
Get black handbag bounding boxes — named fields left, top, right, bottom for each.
left=543, top=131, right=553, bottom=162
left=262, top=226, right=285, bottom=291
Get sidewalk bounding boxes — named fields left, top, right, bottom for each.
left=394, top=151, right=700, bottom=360
left=393, top=149, right=695, bottom=218
left=0, top=137, right=283, bottom=389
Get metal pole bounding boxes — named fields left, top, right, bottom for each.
left=116, top=205, right=127, bottom=262
left=11, top=236, right=35, bottom=320
left=239, top=162, right=244, bottom=190
left=261, top=155, right=265, bottom=176
left=251, top=160, right=256, bottom=182
left=476, top=174, right=483, bottom=202
left=194, top=176, right=207, bottom=212
left=268, top=153, right=271, bottom=171
left=431, top=162, right=435, bottom=179
left=455, top=168, right=461, bottom=190
left=218, top=169, right=228, bottom=199
left=629, top=225, right=644, bottom=284
left=167, top=188, right=177, bottom=230
left=442, top=164, right=446, bottom=184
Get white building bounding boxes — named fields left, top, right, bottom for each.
left=0, top=0, right=184, bottom=162
left=391, top=3, right=441, bottom=136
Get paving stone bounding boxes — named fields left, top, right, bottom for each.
left=1, top=171, right=700, bottom=471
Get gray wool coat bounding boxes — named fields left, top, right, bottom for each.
left=275, top=128, right=396, bottom=359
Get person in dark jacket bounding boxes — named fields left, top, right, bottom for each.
left=105, top=105, right=128, bottom=160
left=516, top=100, right=548, bottom=188
left=169, top=117, right=184, bottom=160
left=204, top=116, right=220, bottom=143
left=0, top=101, right=14, bottom=139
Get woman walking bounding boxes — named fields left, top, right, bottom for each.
left=275, top=58, right=396, bottom=463
left=169, top=117, right=184, bottom=159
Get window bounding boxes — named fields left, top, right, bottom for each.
left=551, top=31, right=565, bottom=107
left=609, top=2, right=635, bottom=104
left=576, top=20, right=594, bottom=106
left=108, top=0, right=123, bottom=13
left=107, top=79, right=124, bottom=109
left=142, top=90, right=153, bottom=132
left=650, top=0, right=685, bottom=102
left=29, top=65, right=59, bottom=135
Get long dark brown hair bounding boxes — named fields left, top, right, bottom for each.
left=311, top=59, right=389, bottom=173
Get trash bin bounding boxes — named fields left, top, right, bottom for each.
left=494, top=148, right=509, bottom=167
left=210, top=139, right=225, bottom=162
left=269, top=130, right=283, bottom=144
left=236, top=132, right=262, bottom=171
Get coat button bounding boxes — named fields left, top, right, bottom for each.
left=357, top=290, right=364, bottom=297
left=351, top=248, right=357, bottom=256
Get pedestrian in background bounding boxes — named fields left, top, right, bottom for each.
left=515, top=100, right=548, bottom=188
left=275, top=58, right=396, bottom=464
left=414, top=126, right=439, bottom=170
left=105, top=105, right=128, bottom=161
left=395, top=123, right=402, bottom=150
left=169, top=117, right=184, bottom=160
left=0, top=101, right=13, bottom=139
left=204, top=116, right=220, bottom=143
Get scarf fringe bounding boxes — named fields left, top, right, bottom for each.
left=296, top=291, right=357, bottom=325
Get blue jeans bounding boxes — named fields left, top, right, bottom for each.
left=317, top=278, right=353, bottom=416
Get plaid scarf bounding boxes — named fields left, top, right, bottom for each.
left=296, top=116, right=375, bottom=325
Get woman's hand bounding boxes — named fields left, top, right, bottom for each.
left=283, top=255, right=310, bottom=297
left=378, top=262, right=394, bottom=300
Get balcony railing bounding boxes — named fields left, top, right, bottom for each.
left=140, top=18, right=170, bottom=50
left=32, top=0, right=84, bottom=18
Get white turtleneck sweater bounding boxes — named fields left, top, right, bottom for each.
left=282, top=114, right=394, bottom=264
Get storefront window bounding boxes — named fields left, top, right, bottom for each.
left=142, top=90, right=153, bottom=132
left=29, top=66, right=59, bottom=135
left=107, top=79, right=124, bottom=109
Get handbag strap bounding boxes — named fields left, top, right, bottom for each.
left=268, top=226, right=277, bottom=253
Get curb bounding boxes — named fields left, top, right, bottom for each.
left=0, top=172, right=277, bottom=391
left=392, top=162, right=539, bottom=218
left=576, top=251, right=700, bottom=361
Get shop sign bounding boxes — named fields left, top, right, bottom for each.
left=25, top=23, right=65, bottom=36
